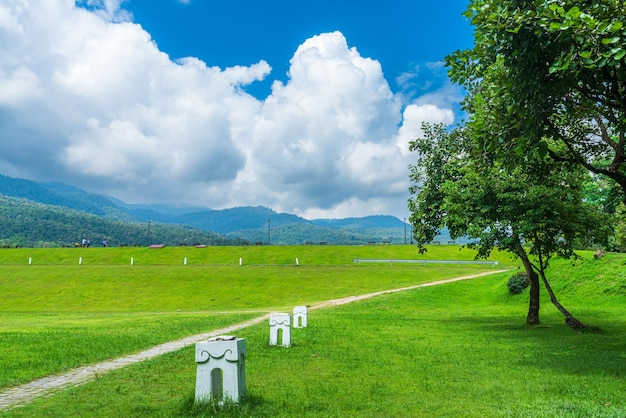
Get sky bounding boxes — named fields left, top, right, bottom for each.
left=0, top=0, right=474, bottom=220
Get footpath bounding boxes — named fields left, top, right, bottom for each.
left=0, top=270, right=507, bottom=411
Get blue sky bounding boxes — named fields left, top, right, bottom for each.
left=0, top=0, right=474, bottom=219
left=125, top=0, right=473, bottom=99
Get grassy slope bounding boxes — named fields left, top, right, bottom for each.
left=0, top=244, right=518, bottom=266
left=0, top=245, right=508, bottom=389
left=3, top=247, right=625, bottom=417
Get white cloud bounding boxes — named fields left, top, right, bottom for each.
left=396, top=104, right=454, bottom=156
left=0, top=1, right=458, bottom=219
left=0, top=66, right=41, bottom=105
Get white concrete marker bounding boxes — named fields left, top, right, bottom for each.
left=269, top=313, right=291, bottom=347
left=293, top=306, right=308, bottom=328
left=195, top=336, right=246, bottom=403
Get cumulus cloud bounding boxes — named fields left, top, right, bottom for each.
left=0, top=0, right=457, bottom=219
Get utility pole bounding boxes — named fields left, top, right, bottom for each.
left=404, top=218, right=407, bottom=244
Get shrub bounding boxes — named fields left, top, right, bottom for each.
left=507, top=273, right=529, bottom=294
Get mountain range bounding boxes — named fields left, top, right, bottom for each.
left=0, top=174, right=437, bottom=246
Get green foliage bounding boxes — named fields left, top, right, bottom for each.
left=581, top=170, right=623, bottom=214
left=409, top=124, right=610, bottom=261
left=614, top=203, right=626, bottom=252
left=408, top=124, right=464, bottom=247
left=447, top=0, right=626, bottom=200
left=507, top=272, right=529, bottom=294
left=408, top=123, right=611, bottom=326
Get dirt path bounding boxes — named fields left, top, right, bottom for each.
left=0, top=269, right=508, bottom=411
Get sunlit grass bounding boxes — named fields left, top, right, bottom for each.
left=0, top=244, right=517, bottom=266
left=4, top=265, right=625, bottom=417
left=0, top=245, right=507, bottom=391
left=4, top=246, right=623, bottom=416
left=0, top=312, right=257, bottom=388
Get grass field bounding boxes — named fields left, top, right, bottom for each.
left=1, top=245, right=625, bottom=417
left=0, top=244, right=516, bottom=266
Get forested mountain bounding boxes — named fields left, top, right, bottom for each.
left=0, top=195, right=233, bottom=248
left=223, top=222, right=409, bottom=246
left=175, top=206, right=307, bottom=233
left=0, top=175, right=136, bottom=221
left=0, top=174, right=432, bottom=246
left=311, top=215, right=406, bottom=229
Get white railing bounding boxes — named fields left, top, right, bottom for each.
left=352, top=259, right=499, bottom=267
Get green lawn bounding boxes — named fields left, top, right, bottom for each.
left=2, top=246, right=624, bottom=417
left=0, top=244, right=517, bottom=266
left=1, top=245, right=506, bottom=389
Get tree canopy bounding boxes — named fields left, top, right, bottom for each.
left=408, top=123, right=610, bottom=328
left=446, top=0, right=626, bottom=200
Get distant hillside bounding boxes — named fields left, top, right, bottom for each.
left=0, top=175, right=136, bottom=222
left=311, top=215, right=405, bottom=229
left=0, top=174, right=432, bottom=245
left=0, top=195, right=233, bottom=248
left=224, top=222, right=408, bottom=246
left=175, top=206, right=308, bottom=234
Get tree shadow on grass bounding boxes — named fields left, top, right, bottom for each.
left=435, top=313, right=626, bottom=378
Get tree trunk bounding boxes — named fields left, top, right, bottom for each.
left=538, top=268, right=586, bottom=330
left=525, top=268, right=540, bottom=326
left=514, top=234, right=540, bottom=325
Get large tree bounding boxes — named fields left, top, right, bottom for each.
left=408, top=123, right=610, bottom=328
left=446, top=0, right=626, bottom=201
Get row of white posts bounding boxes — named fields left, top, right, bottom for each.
left=194, top=306, right=308, bottom=404
left=27, top=258, right=300, bottom=266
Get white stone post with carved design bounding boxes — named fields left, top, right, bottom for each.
left=293, top=306, right=308, bottom=328
left=195, top=336, right=246, bottom=403
left=269, top=313, right=291, bottom=347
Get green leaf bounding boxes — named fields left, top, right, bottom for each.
left=579, top=51, right=592, bottom=59
left=567, top=6, right=581, bottom=19
left=549, top=22, right=562, bottom=31
left=610, top=21, right=623, bottom=32
left=614, top=49, right=626, bottom=60
left=601, top=37, right=620, bottom=44
left=598, top=21, right=610, bottom=33
left=581, top=14, right=596, bottom=29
